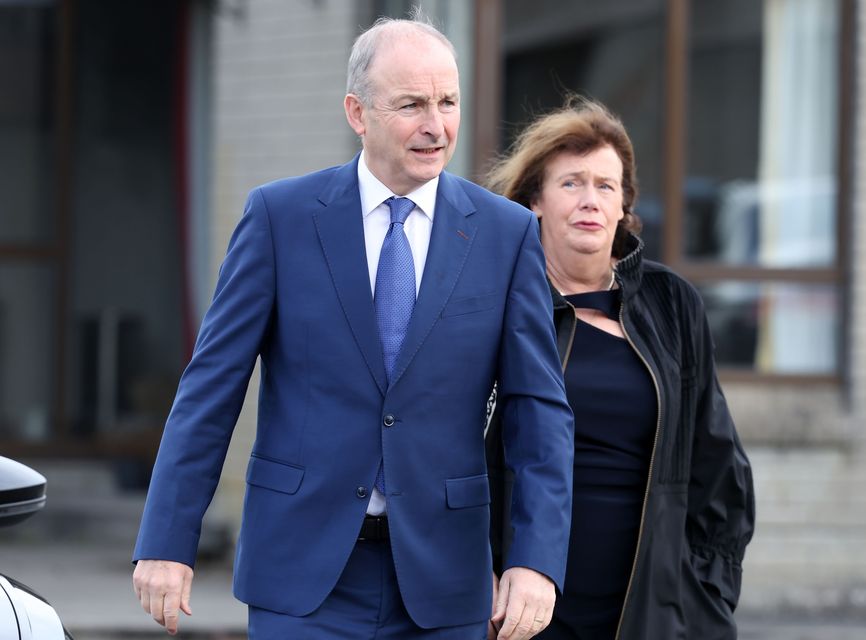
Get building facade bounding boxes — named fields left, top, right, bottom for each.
left=1, top=0, right=864, bottom=618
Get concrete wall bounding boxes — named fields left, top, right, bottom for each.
left=206, top=0, right=361, bottom=530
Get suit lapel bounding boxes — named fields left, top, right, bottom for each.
left=313, top=157, right=388, bottom=396
left=389, top=172, right=477, bottom=388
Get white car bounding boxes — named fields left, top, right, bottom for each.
left=0, top=457, right=73, bottom=640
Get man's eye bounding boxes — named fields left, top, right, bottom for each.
left=401, top=103, right=418, bottom=110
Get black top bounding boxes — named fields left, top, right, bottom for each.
left=551, top=290, right=656, bottom=636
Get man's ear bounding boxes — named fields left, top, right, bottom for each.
left=344, top=94, right=366, bottom=137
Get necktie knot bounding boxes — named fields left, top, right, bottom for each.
left=386, top=197, right=415, bottom=226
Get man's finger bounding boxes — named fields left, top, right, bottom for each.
left=151, top=592, right=166, bottom=627
left=163, top=590, right=182, bottom=635
left=492, top=573, right=510, bottom=623
left=496, top=598, right=525, bottom=639
left=528, top=607, right=548, bottom=636
left=181, top=576, right=193, bottom=616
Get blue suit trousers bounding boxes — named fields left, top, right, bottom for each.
left=248, top=540, right=488, bottom=639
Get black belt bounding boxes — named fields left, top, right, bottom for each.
left=358, top=515, right=389, bottom=542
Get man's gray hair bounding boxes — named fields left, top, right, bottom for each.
left=347, top=7, right=457, bottom=106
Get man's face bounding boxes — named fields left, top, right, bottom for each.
left=345, top=34, right=460, bottom=195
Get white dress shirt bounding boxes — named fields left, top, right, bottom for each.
left=358, top=152, right=438, bottom=515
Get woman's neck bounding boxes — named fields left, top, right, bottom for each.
left=547, top=253, right=615, bottom=295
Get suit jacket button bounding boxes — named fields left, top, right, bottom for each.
left=356, top=486, right=367, bottom=498
left=383, top=414, right=396, bottom=427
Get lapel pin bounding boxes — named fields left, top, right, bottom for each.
left=456, top=229, right=469, bottom=240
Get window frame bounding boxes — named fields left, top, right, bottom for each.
left=660, top=0, right=854, bottom=384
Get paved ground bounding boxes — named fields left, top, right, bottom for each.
left=3, top=536, right=866, bottom=640
left=1, top=460, right=864, bottom=640
left=0, top=539, right=246, bottom=638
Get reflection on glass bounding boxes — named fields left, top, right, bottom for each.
left=503, top=0, right=665, bottom=260
left=685, top=0, right=839, bottom=267
left=0, top=3, right=57, bottom=245
left=67, top=0, right=184, bottom=439
left=0, top=265, right=55, bottom=440
left=700, top=282, right=838, bottom=374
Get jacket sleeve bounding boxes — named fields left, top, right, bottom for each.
left=133, top=187, right=276, bottom=567
left=494, top=214, right=574, bottom=592
left=685, top=291, right=756, bottom=612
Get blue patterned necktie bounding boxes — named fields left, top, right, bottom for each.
left=373, top=196, right=416, bottom=494
left=375, top=196, right=417, bottom=382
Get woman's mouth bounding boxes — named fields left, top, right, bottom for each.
left=575, top=221, right=602, bottom=230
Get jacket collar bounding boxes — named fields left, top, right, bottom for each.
left=314, top=156, right=477, bottom=395
left=613, top=233, right=645, bottom=302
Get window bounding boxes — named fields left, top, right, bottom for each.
left=0, top=1, right=59, bottom=440
left=502, top=0, right=666, bottom=260
left=499, top=0, right=851, bottom=380
left=0, top=1, right=190, bottom=457
left=679, top=0, right=846, bottom=378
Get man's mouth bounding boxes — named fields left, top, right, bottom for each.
left=412, top=147, right=443, bottom=155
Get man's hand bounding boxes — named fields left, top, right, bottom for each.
left=133, top=559, right=194, bottom=635
left=488, top=571, right=501, bottom=639
left=491, top=567, right=555, bottom=640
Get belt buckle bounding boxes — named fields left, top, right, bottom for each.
left=359, top=515, right=387, bottom=542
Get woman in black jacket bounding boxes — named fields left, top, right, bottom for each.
left=485, top=98, right=755, bottom=640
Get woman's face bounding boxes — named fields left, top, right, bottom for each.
left=531, top=146, right=625, bottom=264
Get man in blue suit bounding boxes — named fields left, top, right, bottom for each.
left=133, top=14, right=573, bottom=640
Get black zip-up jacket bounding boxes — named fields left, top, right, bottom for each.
left=487, top=235, right=755, bottom=639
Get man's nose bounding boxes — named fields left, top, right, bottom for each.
left=420, top=107, right=445, bottom=138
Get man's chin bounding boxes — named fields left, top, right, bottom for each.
left=408, top=164, right=446, bottom=184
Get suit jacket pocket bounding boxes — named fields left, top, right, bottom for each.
left=441, top=292, right=498, bottom=318
left=446, top=473, right=490, bottom=508
left=246, top=454, right=305, bottom=495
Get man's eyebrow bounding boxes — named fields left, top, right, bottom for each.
left=392, top=91, right=459, bottom=104
left=393, top=93, right=428, bottom=104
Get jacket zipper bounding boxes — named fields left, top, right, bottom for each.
left=559, top=300, right=579, bottom=373
left=614, top=283, right=662, bottom=640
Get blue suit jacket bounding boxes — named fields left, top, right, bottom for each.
left=134, top=157, right=574, bottom=628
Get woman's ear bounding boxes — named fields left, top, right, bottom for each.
left=529, top=201, right=543, bottom=220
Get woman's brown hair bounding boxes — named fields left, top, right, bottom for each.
left=485, top=96, right=642, bottom=258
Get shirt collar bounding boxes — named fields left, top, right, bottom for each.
left=358, top=151, right=438, bottom=221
